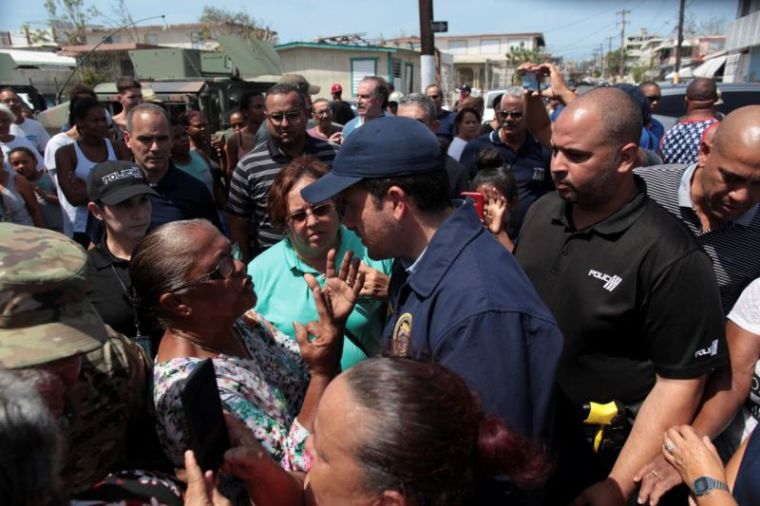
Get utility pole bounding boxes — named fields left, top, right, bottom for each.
left=599, top=42, right=604, bottom=76
left=418, top=0, right=435, bottom=91
left=605, top=36, right=614, bottom=79
left=674, top=0, right=686, bottom=83
left=617, top=9, right=630, bottom=80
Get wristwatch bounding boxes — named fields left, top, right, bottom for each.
left=693, top=476, right=730, bottom=496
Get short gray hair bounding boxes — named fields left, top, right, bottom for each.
left=0, top=368, right=62, bottom=506
left=503, top=87, right=524, bottom=100
left=126, top=103, right=169, bottom=132
left=399, top=93, right=436, bottom=121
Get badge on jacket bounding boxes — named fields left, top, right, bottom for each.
left=392, top=313, right=413, bottom=357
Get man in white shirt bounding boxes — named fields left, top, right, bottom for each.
left=0, top=88, right=50, bottom=154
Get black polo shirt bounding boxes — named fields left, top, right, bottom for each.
left=86, top=239, right=162, bottom=353
left=515, top=181, right=726, bottom=407
left=459, top=131, right=552, bottom=235
left=149, top=164, right=221, bottom=231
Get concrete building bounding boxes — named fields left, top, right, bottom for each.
left=275, top=42, right=420, bottom=101
left=651, top=35, right=726, bottom=79
left=723, top=0, right=760, bottom=82
left=389, top=32, right=544, bottom=94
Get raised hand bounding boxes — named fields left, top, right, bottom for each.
left=481, top=185, right=508, bottom=234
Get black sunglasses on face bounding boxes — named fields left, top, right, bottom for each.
left=499, top=110, right=523, bottom=119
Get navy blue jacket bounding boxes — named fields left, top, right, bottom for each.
left=384, top=201, right=563, bottom=440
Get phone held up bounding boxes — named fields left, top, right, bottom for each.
left=461, top=191, right=485, bottom=221
left=180, top=358, right=230, bottom=472
left=521, top=72, right=543, bottom=92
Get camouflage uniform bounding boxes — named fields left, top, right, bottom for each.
left=0, top=224, right=161, bottom=494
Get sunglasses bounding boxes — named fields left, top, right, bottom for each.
left=499, top=110, right=523, bottom=119
left=171, top=244, right=241, bottom=292
left=287, top=201, right=335, bottom=224
left=268, top=110, right=304, bottom=124
left=647, top=96, right=661, bottom=102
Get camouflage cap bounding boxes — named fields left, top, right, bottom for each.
left=0, top=224, right=105, bottom=368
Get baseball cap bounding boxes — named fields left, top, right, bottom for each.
left=389, top=91, right=404, bottom=104
left=278, top=74, right=320, bottom=95
left=330, top=83, right=343, bottom=94
left=301, top=116, right=443, bottom=203
left=0, top=224, right=106, bottom=368
left=87, top=160, right=159, bottom=206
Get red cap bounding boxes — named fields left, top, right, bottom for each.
left=330, top=83, right=342, bottom=93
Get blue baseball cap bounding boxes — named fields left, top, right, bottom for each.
left=301, top=115, right=444, bottom=203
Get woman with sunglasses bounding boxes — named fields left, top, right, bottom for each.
left=248, top=156, right=392, bottom=371
left=130, top=217, right=364, bottom=474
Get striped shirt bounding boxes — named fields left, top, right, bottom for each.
left=636, top=164, right=760, bottom=313
left=226, top=134, right=338, bottom=253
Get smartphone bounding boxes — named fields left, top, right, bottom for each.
left=521, top=73, right=540, bottom=92
left=180, top=359, right=230, bottom=472
left=461, top=191, right=485, bottom=220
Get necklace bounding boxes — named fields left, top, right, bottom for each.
left=170, top=328, right=251, bottom=359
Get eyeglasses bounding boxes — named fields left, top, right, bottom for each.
left=287, top=201, right=335, bottom=224
left=499, top=110, right=523, bottom=119
left=646, top=96, right=661, bottom=102
left=171, top=243, right=241, bottom=292
left=428, top=94, right=441, bottom=99
left=268, top=110, right=304, bottom=124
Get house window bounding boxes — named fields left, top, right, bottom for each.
left=392, top=59, right=402, bottom=78
left=480, top=39, right=500, bottom=54
left=144, top=33, right=158, bottom=45
left=448, top=40, right=467, bottom=54
left=351, top=58, right=377, bottom=95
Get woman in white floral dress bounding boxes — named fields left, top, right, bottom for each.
left=129, top=219, right=363, bottom=472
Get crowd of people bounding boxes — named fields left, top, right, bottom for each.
left=1, top=64, right=759, bottom=506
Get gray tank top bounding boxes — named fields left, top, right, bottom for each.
left=0, top=172, right=33, bottom=226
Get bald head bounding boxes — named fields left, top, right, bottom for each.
left=713, top=105, right=760, bottom=158
left=686, top=78, right=718, bottom=102
left=563, top=87, right=642, bottom=147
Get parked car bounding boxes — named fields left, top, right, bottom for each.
left=653, top=82, right=760, bottom=130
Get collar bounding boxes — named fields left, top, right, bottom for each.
left=406, top=201, right=481, bottom=297
left=402, top=247, right=428, bottom=274
left=550, top=176, right=648, bottom=236
left=488, top=129, right=536, bottom=151
left=90, top=235, right=129, bottom=270
left=678, top=164, right=758, bottom=226
left=282, top=226, right=348, bottom=276
left=266, top=132, right=323, bottom=161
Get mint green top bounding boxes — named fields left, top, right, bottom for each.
left=248, top=226, right=392, bottom=370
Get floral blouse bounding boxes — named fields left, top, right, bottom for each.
left=153, top=310, right=311, bottom=471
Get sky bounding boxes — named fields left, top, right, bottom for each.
left=2, top=0, right=738, bottom=61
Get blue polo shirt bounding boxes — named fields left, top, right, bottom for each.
left=459, top=131, right=553, bottom=235
left=149, top=164, right=221, bottom=231
left=435, top=109, right=456, bottom=141
left=384, top=200, right=563, bottom=440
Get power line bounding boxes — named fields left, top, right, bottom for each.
left=541, top=0, right=631, bottom=34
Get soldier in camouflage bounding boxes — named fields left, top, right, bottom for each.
left=0, top=223, right=162, bottom=494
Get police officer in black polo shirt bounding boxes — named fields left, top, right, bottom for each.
left=515, top=88, right=726, bottom=506
left=85, top=160, right=161, bottom=357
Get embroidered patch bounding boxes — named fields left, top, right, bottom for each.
left=392, top=313, right=413, bottom=357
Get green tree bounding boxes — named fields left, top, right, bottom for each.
left=199, top=6, right=277, bottom=43
left=44, top=0, right=101, bottom=45
left=604, top=49, right=624, bottom=79
left=21, top=23, right=53, bottom=45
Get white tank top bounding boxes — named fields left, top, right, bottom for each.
left=59, top=139, right=116, bottom=235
